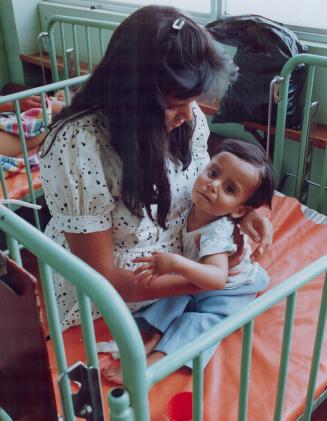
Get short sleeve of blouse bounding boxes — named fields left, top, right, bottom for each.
left=192, top=102, right=210, bottom=173
left=199, top=217, right=237, bottom=259
left=40, top=119, right=115, bottom=233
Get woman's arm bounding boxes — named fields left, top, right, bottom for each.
left=133, top=251, right=228, bottom=290
left=240, top=210, right=273, bottom=259
left=64, top=229, right=201, bottom=302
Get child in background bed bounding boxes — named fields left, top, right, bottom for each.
left=104, top=138, right=275, bottom=383
left=0, top=91, right=65, bottom=156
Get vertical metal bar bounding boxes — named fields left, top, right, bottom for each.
left=99, top=28, right=105, bottom=57
left=76, top=289, right=104, bottom=412
left=193, top=353, right=204, bottom=421
left=63, top=86, right=71, bottom=106
left=60, top=22, right=69, bottom=80
left=273, top=75, right=291, bottom=183
left=303, top=274, right=327, bottom=420
left=49, top=28, right=59, bottom=82
left=76, top=290, right=100, bottom=369
left=295, top=65, right=316, bottom=199
left=38, top=261, right=75, bottom=421
left=214, top=0, right=222, bottom=18
left=266, top=76, right=283, bottom=159
left=40, top=93, right=50, bottom=132
left=318, top=147, right=327, bottom=213
left=0, top=166, right=22, bottom=264
left=37, top=32, right=49, bottom=85
left=13, top=100, right=40, bottom=230
left=85, top=26, right=93, bottom=72
left=273, top=293, right=297, bottom=421
left=300, top=101, right=319, bottom=204
left=238, top=321, right=254, bottom=421
left=72, top=24, right=81, bottom=77
left=66, top=48, right=77, bottom=82
left=0, top=165, right=8, bottom=199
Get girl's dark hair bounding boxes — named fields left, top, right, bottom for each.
left=42, top=5, right=235, bottom=228
left=214, top=138, right=275, bottom=209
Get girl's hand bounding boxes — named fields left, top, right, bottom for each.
left=240, top=210, right=273, bottom=260
left=133, top=252, right=177, bottom=286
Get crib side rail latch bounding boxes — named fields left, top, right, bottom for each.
left=58, top=361, right=104, bottom=421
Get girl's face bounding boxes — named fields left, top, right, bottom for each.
left=192, top=151, right=259, bottom=220
left=164, top=95, right=196, bottom=132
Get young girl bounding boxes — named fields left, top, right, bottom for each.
left=104, top=138, right=275, bottom=383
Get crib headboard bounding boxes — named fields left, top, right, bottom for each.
left=44, top=15, right=118, bottom=82
left=273, top=53, right=327, bottom=214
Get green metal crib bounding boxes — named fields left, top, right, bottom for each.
left=0, top=203, right=326, bottom=421
left=0, top=43, right=326, bottom=420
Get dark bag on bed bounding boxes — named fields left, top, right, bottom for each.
left=206, top=15, right=308, bottom=129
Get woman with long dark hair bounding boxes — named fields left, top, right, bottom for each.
left=40, top=5, right=272, bottom=330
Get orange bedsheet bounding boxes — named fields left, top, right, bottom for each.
left=47, top=194, right=327, bottom=420
left=0, top=170, right=41, bottom=200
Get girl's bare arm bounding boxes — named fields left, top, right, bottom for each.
left=134, top=251, right=228, bottom=290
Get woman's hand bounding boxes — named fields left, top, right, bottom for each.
left=227, top=224, right=245, bottom=275
left=240, top=210, right=273, bottom=260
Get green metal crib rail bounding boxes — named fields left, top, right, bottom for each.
left=0, top=54, right=327, bottom=419
left=40, top=15, right=118, bottom=82
left=0, top=75, right=89, bottom=236
left=0, top=204, right=326, bottom=421
left=273, top=53, right=327, bottom=213
left=0, top=204, right=149, bottom=421
left=148, top=257, right=327, bottom=421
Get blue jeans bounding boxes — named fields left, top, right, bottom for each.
left=134, top=266, right=269, bottom=368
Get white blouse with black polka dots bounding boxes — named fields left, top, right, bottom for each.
left=40, top=102, right=210, bottom=330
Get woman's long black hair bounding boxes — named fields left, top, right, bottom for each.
left=41, top=5, right=235, bottom=228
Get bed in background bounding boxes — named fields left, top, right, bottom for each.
left=0, top=77, right=88, bottom=232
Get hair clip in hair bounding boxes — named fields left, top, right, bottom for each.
left=172, top=18, right=185, bottom=31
